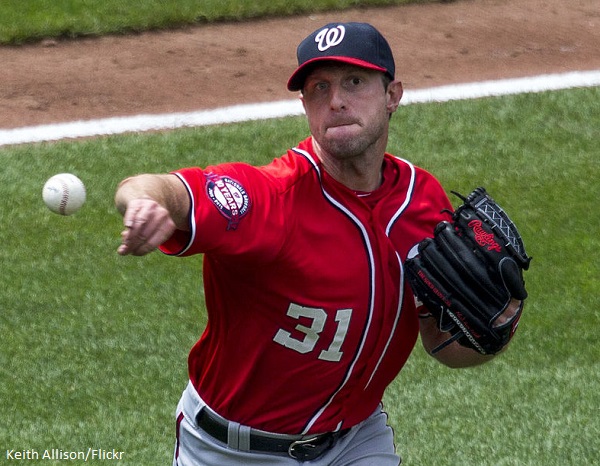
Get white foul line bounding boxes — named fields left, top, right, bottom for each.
left=1, top=70, right=599, bottom=147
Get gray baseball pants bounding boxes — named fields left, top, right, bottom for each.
left=173, top=381, right=401, bottom=465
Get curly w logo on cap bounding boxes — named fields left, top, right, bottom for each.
left=315, top=25, right=346, bottom=51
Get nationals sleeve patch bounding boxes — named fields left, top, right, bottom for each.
left=205, top=173, right=251, bottom=230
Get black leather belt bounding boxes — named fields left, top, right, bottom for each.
left=196, top=408, right=350, bottom=461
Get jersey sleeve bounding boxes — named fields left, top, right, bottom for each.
left=159, top=162, right=287, bottom=261
left=404, top=165, right=453, bottom=240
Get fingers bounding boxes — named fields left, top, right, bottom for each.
left=493, top=298, right=522, bottom=327
left=118, top=198, right=177, bottom=256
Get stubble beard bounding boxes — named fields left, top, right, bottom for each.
left=319, top=118, right=387, bottom=161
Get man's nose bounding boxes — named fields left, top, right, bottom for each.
left=329, top=85, right=347, bottom=111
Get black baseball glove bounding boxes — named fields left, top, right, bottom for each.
left=405, top=187, right=531, bottom=355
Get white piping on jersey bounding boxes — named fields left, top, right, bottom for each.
left=385, top=157, right=416, bottom=236
left=170, top=172, right=197, bottom=256
left=365, top=157, right=415, bottom=389
left=364, top=250, right=404, bottom=390
left=292, top=147, right=377, bottom=435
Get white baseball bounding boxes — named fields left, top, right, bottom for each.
left=42, top=173, right=86, bottom=216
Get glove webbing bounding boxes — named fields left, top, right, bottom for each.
left=454, top=188, right=531, bottom=269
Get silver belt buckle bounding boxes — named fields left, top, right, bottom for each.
left=288, top=436, right=320, bottom=460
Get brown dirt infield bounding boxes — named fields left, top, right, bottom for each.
left=0, top=0, right=599, bottom=130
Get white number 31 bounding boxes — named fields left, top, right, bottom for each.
left=273, top=303, right=352, bottom=362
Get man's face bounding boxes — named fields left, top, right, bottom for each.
left=300, top=63, right=402, bottom=161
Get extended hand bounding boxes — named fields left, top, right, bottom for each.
left=118, top=198, right=176, bottom=256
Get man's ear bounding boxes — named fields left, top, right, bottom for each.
left=387, top=80, right=403, bottom=114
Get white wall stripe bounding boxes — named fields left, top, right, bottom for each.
left=401, top=70, right=600, bottom=104
left=1, top=70, right=599, bottom=147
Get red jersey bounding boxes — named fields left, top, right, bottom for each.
left=160, top=137, right=452, bottom=435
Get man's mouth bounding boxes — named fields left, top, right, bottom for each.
left=327, top=120, right=359, bottom=130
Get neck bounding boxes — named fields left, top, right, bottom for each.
left=313, top=138, right=386, bottom=192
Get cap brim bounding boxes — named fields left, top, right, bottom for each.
left=287, top=56, right=388, bottom=91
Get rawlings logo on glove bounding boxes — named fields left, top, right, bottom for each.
left=405, top=187, right=532, bottom=355
left=469, top=219, right=502, bottom=252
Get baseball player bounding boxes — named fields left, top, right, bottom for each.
left=115, top=22, right=525, bottom=465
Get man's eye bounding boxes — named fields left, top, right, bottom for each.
left=347, top=77, right=363, bottom=88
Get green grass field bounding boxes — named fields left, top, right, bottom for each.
left=1, top=86, right=598, bottom=464
left=0, top=0, right=427, bottom=45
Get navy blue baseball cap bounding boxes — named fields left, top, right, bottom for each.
left=287, top=22, right=395, bottom=91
